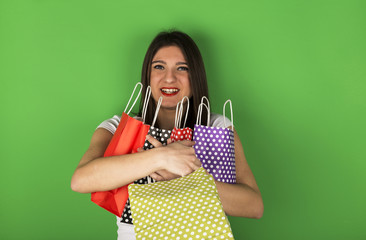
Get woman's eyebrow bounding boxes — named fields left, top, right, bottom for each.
left=152, top=60, right=166, bottom=64
left=151, top=60, right=188, bottom=65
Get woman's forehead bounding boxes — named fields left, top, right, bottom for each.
left=153, top=46, right=186, bottom=61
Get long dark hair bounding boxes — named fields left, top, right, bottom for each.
left=138, top=30, right=209, bottom=129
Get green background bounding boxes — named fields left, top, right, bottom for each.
left=1, top=0, right=365, bottom=239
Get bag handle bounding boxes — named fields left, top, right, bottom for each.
left=200, top=96, right=210, bottom=113
left=151, top=96, right=163, bottom=127
left=196, top=96, right=211, bottom=126
left=141, top=86, right=151, bottom=123
left=196, top=102, right=210, bottom=126
left=223, top=99, right=234, bottom=130
left=147, top=95, right=162, bottom=185
left=175, top=96, right=190, bottom=129
left=124, top=82, right=143, bottom=115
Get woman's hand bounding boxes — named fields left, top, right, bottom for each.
left=136, top=135, right=172, bottom=152
left=137, top=136, right=179, bottom=181
left=150, top=169, right=180, bottom=182
left=140, top=135, right=201, bottom=181
left=137, top=135, right=179, bottom=181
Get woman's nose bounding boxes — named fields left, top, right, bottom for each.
left=164, top=69, right=176, bottom=83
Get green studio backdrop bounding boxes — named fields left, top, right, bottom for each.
left=1, top=0, right=365, bottom=239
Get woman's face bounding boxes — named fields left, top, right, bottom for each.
left=150, top=45, right=192, bottom=110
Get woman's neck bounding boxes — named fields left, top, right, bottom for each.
left=156, top=108, right=176, bottom=130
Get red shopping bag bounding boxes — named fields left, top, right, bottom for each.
left=91, top=84, right=151, bottom=217
left=170, top=96, right=193, bottom=142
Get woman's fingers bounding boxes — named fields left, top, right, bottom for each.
left=151, top=170, right=180, bottom=181
left=178, top=140, right=195, bottom=147
left=193, top=156, right=202, bottom=168
left=150, top=172, right=164, bottom=182
left=146, top=135, right=163, bottom=148
left=157, top=140, right=200, bottom=176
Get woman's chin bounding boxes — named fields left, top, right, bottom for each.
left=159, top=103, right=179, bottom=111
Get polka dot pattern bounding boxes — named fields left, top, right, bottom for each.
left=120, top=126, right=172, bottom=224
left=143, top=126, right=172, bottom=149
left=128, top=167, right=234, bottom=240
left=170, top=127, right=193, bottom=142
left=193, top=125, right=236, bottom=184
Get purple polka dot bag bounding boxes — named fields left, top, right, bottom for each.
left=193, top=98, right=236, bottom=183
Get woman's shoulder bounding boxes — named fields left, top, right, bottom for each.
left=210, top=113, right=232, bottom=128
left=96, top=114, right=142, bottom=135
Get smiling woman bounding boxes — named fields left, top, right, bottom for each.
left=140, top=31, right=209, bottom=130
left=150, top=46, right=192, bottom=111
left=71, top=30, right=263, bottom=240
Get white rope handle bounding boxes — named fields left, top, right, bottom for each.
left=196, top=96, right=210, bottom=126
left=181, top=96, right=190, bottom=128
left=200, top=96, right=210, bottom=113
left=196, top=103, right=210, bottom=126
left=124, top=82, right=143, bottom=115
left=141, top=86, right=151, bottom=123
left=152, top=96, right=163, bottom=127
left=175, top=101, right=182, bottom=129
left=223, top=99, right=234, bottom=130
left=178, top=96, right=190, bottom=128
left=174, top=96, right=190, bottom=129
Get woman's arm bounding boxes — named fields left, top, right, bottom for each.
left=215, top=129, right=263, bottom=218
left=71, top=128, right=200, bottom=193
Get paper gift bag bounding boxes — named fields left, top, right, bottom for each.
left=91, top=84, right=151, bottom=217
left=140, top=96, right=172, bottom=149
left=120, top=96, right=173, bottom=224
left=128, top=167, right=234, bottom=240
left=170, top=96, right=193, bottom=142
left=193, top=98, right=236, bottom=184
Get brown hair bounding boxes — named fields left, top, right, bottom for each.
left=139, top=30, right=209, bottom=129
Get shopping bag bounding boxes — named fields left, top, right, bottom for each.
left=128, top=167, right=234, bottom=239
left=120, top=96, right=172, bottom=224
left=140, top=96, right=172, bottom=149
left=91, top=83, right=151, bottom=217
left=170, top=96, right=193, bottom=142
left=103, top=83, right=143, bottom=157
left=193, top=98, right=236, bottom=183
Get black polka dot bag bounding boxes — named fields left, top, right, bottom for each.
left=120, top=96, right=172, bottom=224
left=193, top=98, right=236, bottom=184
left=142, top=96, right=172, bottom=150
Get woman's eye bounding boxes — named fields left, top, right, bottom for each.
left=153, top=65, right=164, bottom=70
left=178, top=66, right=189, bottom=71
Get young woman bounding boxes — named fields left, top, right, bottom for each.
left=71, top=31, right=263, bottom=240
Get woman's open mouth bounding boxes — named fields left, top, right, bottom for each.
left=160, top=88, right=179, bottom=96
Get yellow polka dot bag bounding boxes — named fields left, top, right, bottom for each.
left=128, top=167, right=234, bottom=239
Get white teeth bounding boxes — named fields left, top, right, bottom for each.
left=161, top=88, right=179, bottom=94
